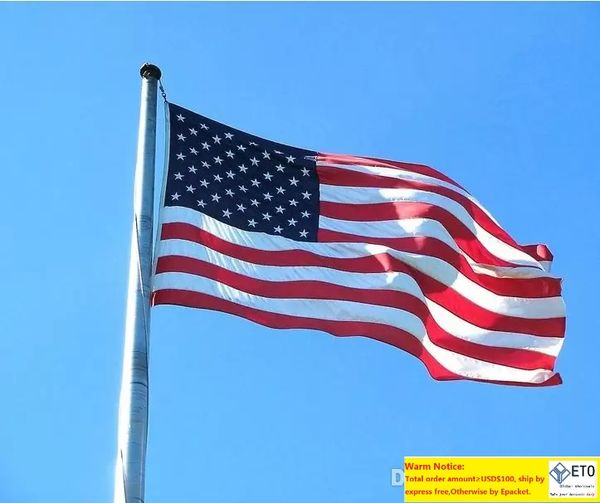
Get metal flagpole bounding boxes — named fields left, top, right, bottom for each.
left=114, top=63, right=161, bottom=503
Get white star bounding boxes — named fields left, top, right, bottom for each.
left=250, top=179, right=260, bottom=187
left=299, top=229, right=308, bottom=238
left=275, top=164, right=285, bottom=172
left=238, top=185, right=248, bottom=193
left=212, top=135, right=222, bottom=144
left=263, top=192, right=273, bottom=201
left=237, top=144, right=247, bottom=152
left=274, top=150, right=283, bottom=155
left=174, top=172, right=184, bottom=180
left=222, top=208, right=232, bottom=218
left=248, top=219, right=257, bottom=228
left=301, top=191, right=311, bottom=199
left=197, top=199, right=206, bottom=208
left=250, top=199, right=260, bottom=207
left=249, top=141, right=258, bottom=146
left=263, top=172, right=273, bottom=181
left=201, top=161, right=210, bottom=168
left=224, top=132, right=234, bottom=140
left=237, top=203, right=246, bottom=212
left=226, top=170, right=235, bottom=179
left=301, top=210, right=310, bottom=218
left=301, top=167, right=310, bottom=177
left=200, top=123, right=209, bottom=130
left=176, top=114, right=185, bottom=122
left=188, top=165, right=197, bottom=173
left=199, top=179, right=209, bottom=188
left=262, top=150, right=271, bottom=160
left=189, top=128, right=198, bottom=136
left=288, top=218, right=297, bottom=226
left=275, top=205, right=285, bottom=214
left=213, top=174, right=223, bottom=182
left=225, top=189, right=235, bottom=197
left=250, top=157, right=260, bottom=166
left=213, top=156, right=223, bottom=165
left=238, top=164, right=248, bottom=173
left=177, top=133, right=186, bottom=141
left=273, top=225, right=283, bottom=234
left=186, top=185, right=196, bottom=193
left=171, top=192, right=181, bottom=201
left=286, top=155, right=295, bottom=163
left=211, top=193, right=221, bottom=202
left=201, top=142, right=210, bottom=150
left=176, top=153, right=185, bottom=160
left=262, top=212, right=272, bottom=221
left=189, top=147, right=198, bottom=155
left=289, top=198, right=298, bottom=207
left=276, top=186, right=285, bottom=194
left=225, top=150, right=235, bottom=158
left=289, top=177, right=299, bottom=186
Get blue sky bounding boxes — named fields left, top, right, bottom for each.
left=0, top=2, right=598, bottom=502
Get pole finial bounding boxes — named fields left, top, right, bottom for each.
left=140, top=63, right=162, bottom=80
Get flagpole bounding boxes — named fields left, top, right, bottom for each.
left=114, top=63, right=161, bottom=503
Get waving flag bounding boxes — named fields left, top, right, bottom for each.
left=152, top=103, right=565, bottom=386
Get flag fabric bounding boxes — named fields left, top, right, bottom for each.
left=152, top=103, right=565, bottom=386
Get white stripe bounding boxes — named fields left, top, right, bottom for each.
left=470, top=262, right=556, bottom=279
left=156, top=238, right=563, bottom=357
left=320, top=185, right=541, bottom=269
left=319, top=160, right=500, bottom=222
left=153, top=272, right=556, bottom=384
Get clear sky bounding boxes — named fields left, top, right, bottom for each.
left=0, top=2, right=598, bottom=503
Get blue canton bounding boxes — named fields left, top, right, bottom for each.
left=165, top=103, right=319, bottom=241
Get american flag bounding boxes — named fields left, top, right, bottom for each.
left=152, top=103, right=565, bottom=386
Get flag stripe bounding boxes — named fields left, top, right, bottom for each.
left=153, top=289, right=563, bottom=387
left=157, top=230, right=564, bottom=333
left=319, top=227, right=558, bottom=288
left=318, top=153, right=465, bottom=190
left=154, top=259, right=557, bottom=370
left=156, top=235, right=563, bottom=324
left=155, top=250, right=563, bottom=358
left=319, top=160, right=554, bottom=266
left=151, top=276, right=558, bottom=384
left=317, top=164, right=548, bottom=264
left=320, top=199, right=530, bottom=268
left=160, top=208, right=561, bottom=300
left=318, top=161, right=487, bottom=211
left=153, top=288, right=462, bottom=380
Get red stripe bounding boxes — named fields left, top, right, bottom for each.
left=152, top=289, right=561, bottom=386
left=162, top=222, right=562, bottom=299
left=321, top=200, right=514, bottom=268
left=156, top=255, right=558, bottom=369
left=523, top=244, right=553, bottom=262
left=317, top=164, right=550, bottom=264
left=318, top=153, right=464, bottom=190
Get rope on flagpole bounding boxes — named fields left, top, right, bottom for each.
left=159, top=79, right=168, bottom=103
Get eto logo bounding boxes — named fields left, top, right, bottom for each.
left=549, top=463, right=570, bottom=484
left=548, top=460, right=597, bottom=499
left=572, top=464, right=596, bottom=477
